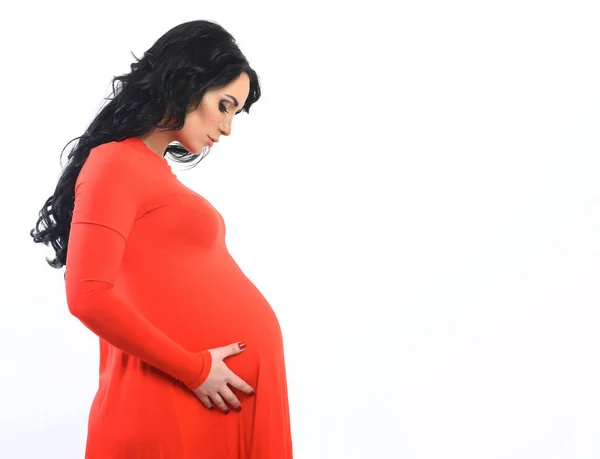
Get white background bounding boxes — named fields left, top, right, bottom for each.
left=1, top=1, right=599, bottom=458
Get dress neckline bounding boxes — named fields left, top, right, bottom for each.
left=121, top=136, right=172, bottom=170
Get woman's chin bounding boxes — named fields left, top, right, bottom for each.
left=181, top=140, right=205, bottom=155
left=188, top=139, right=208, bottom=154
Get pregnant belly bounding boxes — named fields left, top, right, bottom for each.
left=129, top=261, right=284, bottom=390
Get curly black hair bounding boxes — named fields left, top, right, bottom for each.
left=30, top=19, right=261, bottom=271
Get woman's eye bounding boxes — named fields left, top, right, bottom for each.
left=219, top=102, right=228, bottom=113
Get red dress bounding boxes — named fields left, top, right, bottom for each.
left=65, top=137, right=293, bottom=458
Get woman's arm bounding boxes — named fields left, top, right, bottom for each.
left=65, top=143, right=211, bottom=390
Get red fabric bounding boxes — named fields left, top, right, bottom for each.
left=65, top=137, right=293, bottom=458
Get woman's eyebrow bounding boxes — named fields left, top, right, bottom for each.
left=224, top=94, right=244, bottom=114
left=224, top=94, right=239, bottom=107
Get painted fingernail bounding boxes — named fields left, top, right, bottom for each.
left=239, top=342, right=246, bottom=350
left=224, top=409, right=230, bottom=414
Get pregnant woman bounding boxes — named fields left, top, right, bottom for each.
left=29, top=20, right=293, bottom=458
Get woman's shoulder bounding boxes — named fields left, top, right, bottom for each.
left=76, top=139, right=149, bottom=191
left=91, top=137, right=172, bottom=173
left=88, top=138, right=142, bottom=164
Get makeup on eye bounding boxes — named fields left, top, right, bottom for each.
left=223, top=94, right=245, bottom=114
left=219, top=101, right=243, bottom=115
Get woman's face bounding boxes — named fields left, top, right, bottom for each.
left=174, top=72, right=250, bottom=154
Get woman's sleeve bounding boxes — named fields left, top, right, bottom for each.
left=64, top=144, right=211, bottom=390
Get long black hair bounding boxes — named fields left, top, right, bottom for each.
left=30, top=19, right=261, bottom=270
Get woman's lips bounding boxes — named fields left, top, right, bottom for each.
left=206, top=136, right=214, bottom=147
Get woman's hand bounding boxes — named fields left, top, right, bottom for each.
left=192, top=342, right=255, bottom=414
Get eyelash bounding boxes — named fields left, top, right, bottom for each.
left=220, top=101, right=242, bottom=115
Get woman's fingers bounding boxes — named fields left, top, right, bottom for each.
left=193, top=343, right=255, bottom=414
left=226, top=371, right=256, bottom=396
left=210, top=392, right=230, bottom=413
left=218, top=384, right=242, bottom=412
left=197, top=394, right=213, bottom=410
